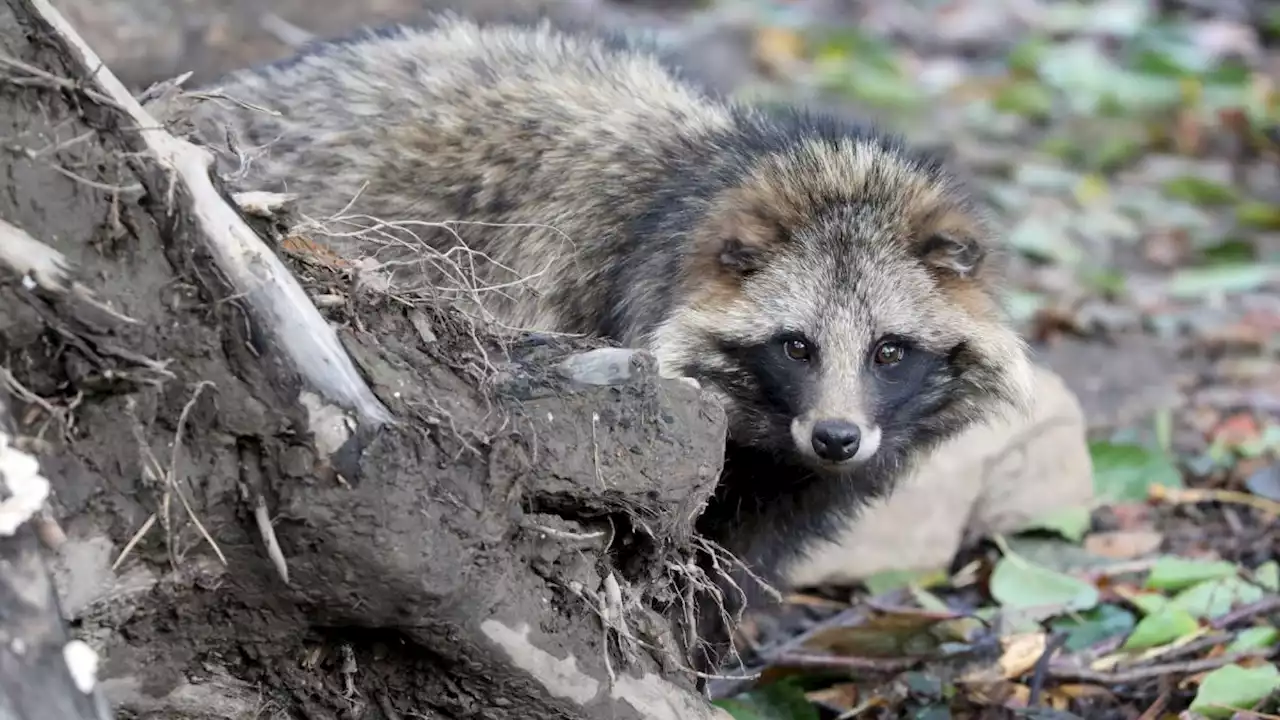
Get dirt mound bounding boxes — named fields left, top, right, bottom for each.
left=0, top=2, right=733, bottom=717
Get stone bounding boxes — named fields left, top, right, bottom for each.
left=786, top=364, right=1094, bottom=587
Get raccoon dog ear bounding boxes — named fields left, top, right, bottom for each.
left=717, top=236, right=765, bottom=275
left=919, top=233, right=984, bottom=278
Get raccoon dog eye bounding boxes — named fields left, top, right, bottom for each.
left=873, top=338, right=907, bottom=366
left=782, top=338, right=812, bottom=362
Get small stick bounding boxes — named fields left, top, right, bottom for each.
left=1150, top=485, right=1280, bottom=516
left=253, top=494, right=289, bottom=585
left=1027, top=631, right=1069, bottom=707
left=1049, top=649, right=1272, bottom=684
left=111, top=513, right=157, bottom=571
left=769, top=652, right=921, bottom=673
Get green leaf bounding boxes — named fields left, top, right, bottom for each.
left=1090, top=441, right=1183, bottom=503
left=1161, top=176, right=1239, bottom=206
left=1126, top=592, right=1170, bottom=616
left=1088, top=134, right=1146, bottom=173
left=1007, top=214, right=1084, bottom=266
left=864, top=568, right=946, bottom=596
left=1169, top=576, right=1266, bottom=619
left=1200, top=238, right=1259, bottom=265
left=993, top=81, right=1055, bottom=120
left=1255, top=561, right=1279, bottom=592
left=1080, top=268, right=1128, bottom=297
left=990, top=552, right=1100, bottom=613
left=1145, top=556, right=1240, bottom=591
left=1007, top=37, right=1050, bottom=76
left=714, top=680, right=821, bottom=720
left=1048, top=604, right=1137, bottom=651
left=1189, top=663, right=1280, bottom=719
left=1227, top=626, right=1279, bottom=652
left=1121, top=605, right=1200, bottom=650
left=1020, top=506, right=1092, bottom=543
left=1237, top=201, right=1280, bottom=230
left=912, top=706, right=952, bottom=720
left=1167, top=264, right=1277, bottom=299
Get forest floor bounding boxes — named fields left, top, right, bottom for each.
left=695, top=1, right=1280, bottom=718
left=15, top=0, right=1280, bottom=718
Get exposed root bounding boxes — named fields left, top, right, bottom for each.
left=16, top=0, right=394, bottom=427
left=0, top=216, right=140, bottom=325
left=111, top=512, right=157, bottom=572
left=122, top=382, right=226, bottom=570
left=558, top=570, right=759, bottom=686
left=253, top=493, right=289, bottom=585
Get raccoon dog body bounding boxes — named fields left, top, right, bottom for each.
left=185, top=15, right=1034, bottom=669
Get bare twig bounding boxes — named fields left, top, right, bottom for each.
left=253, top=494, right=288, bottom=585
left=1151, top=485, right=1280, bottom=516
left=768, top=652, right=921, bottom=673
left=111, top=513, right=157, bottom=571
left=168, top=381, right=227, bottom=566
left=1027, top=631, right=1069, bottom=707
left=1211, top=595, right=1280, bottom=630
left=1049, top=649, right=1273, bottom=684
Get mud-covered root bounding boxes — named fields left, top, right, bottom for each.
left=0, top=387, right=113, bottom=720
left=15, top=0, right=393, bottom=430
left=0, top=2, right=750, bottom=717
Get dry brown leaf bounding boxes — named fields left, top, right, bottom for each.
left=958, top=632, right=1047, bottom=686
left=806, top=682, right=859, bottom=709
left=1084, top=530, right=1165, bottom=559
left=784, top=593, right=847, bottom=609
left=752, top=26, right=805, bottom=78
left=281, top=233, right=352, bottom=269
left=998, top=632, right=1048, bottom=680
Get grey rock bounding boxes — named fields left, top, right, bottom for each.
left=557, top=347, right=656, bottom=386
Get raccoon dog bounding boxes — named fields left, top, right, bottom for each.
left=181, top=14, right=1034, bottom=671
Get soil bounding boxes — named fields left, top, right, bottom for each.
left=0, top=2, right=733, bottom=717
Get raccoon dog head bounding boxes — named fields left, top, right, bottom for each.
left=661, top=126, right=1034, bottom=480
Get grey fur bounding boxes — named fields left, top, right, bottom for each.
left=178, top=13, right=1035, bottom=672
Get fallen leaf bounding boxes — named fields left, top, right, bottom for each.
left=1106, top=502, right=1155, bottom=529
left=1121, top=605, right=1201, bottom=650
left=753, top=26, right=806, bottom=77
left=1188, top=663, right=1280, bottom=719
left=998, top=632, right=1050, bottom=680
left=802, top=606, right=959, bottom=658
left=805, top=683, right=858, bottom=710
left=1254, top=561, right=1279, bottom=592
left=993, top=80, right=1055, bottom=120
left=1167, top=264, right=1277, bottom=299
left=1210, top=412, right=1262, bottom=448
left=1245, top=462, right=1280, bottom=502
left=1161, top=175, right=1239, bottom=206
left=1118, top=590, right=1170, bottom=616
left=1022, top=506, right=1093, bottom=543
left=989, top=553, right=1100, bottom=613
left=1237, top=202, right=1280, bottom=230
left=281, top=233, right=352, bottom=269
left=1227, top=626, right=1279, bottom=653
left=1090, top=441, right=1183, bottom=503
left=715, top=679, right=821, bottom=720
left=1083, top=530, right=1164, bottom=559
left=863, top=567, right=948, bottom=596
left=1142, top=227, right=1194, bottom=268
left=784, top=593, right=847, bottom=609
left=1145, top=556, right=1239, bottom=591
left=1048, top=604, right=1138, bottom=651
left=1169, top=576, right=1266, bottom=619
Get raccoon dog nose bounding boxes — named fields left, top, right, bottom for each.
left=811, top=420, right=861, bottom=462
